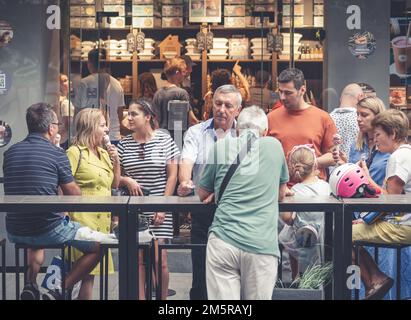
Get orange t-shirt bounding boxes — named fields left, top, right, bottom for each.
left=268, top=105, right=337, bottom=184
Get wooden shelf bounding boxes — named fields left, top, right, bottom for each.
left=71, top=59, right=132, bottom=63
left=278, top=59, right=323, bottom=62
left=137, top=59, right=166, bottom=62
left=208, top=59, right=272, bottom=62
left=71, top=26, right=272, bottom=31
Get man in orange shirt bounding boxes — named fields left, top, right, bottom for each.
left=268, top=68, right=337, bottom=184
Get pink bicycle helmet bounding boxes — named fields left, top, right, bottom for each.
left=329, top=163, right=370, bottom=198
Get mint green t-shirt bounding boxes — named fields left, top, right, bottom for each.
left=199, top=131, right=289, bottom=257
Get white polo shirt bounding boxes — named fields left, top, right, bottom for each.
left=181, top=118, right=236, bottom=189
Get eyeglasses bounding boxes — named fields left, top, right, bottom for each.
left=138, top=143, right=146, bottom=160
left=51, top=122, right=62, bottom=127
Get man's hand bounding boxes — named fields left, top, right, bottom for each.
left=285, top=186, right=294, bottom=196
left=177, top=180, right=195, bottom=197
left=202, top=193, right=215, bottom=204
left=332, top=146, right=347, bottom=166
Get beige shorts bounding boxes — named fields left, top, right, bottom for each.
left=352, top=220, right=411, bottom=244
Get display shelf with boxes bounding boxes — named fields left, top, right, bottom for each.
left=66, top=0, right=325, bottom=115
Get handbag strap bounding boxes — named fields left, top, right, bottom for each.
left=75, top=145, right=82, bottom=175
left=216, top=134, right=257, bottom=204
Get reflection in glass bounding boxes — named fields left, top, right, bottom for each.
left=0, top=120, right=12, bottom=147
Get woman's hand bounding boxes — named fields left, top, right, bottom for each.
left=125, top=177, right=144, bottom=196
left=152, top=212, right=166, bottom=226
left=233, top=61, right=242, bottom=75
left=357, top=159, right=371, bottom=179
left=332, top=147, right=347, bottom=166
left=107, top=144, right=120, bottom=164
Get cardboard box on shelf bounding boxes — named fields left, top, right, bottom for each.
left=162, top=5, right=183, bottom=17
left=70, top=17, right=95, bottom=29
left=103, top=5, right=125, bottom=16
left=71, top=0, right=95, bottom=4
left=132, top=17, right=152, bottom=28
left=70, top=5, right=96, bottom=17
left=224, top=17, right=246, bottom=28
left=224, top=5, right=245, bottom=17
left=104, top=0, right=125, bottom=4
left=132, top=5, right=154, bottom=16
left=103, top=17, right=125, bottom=28
left=162, top=17, right=184, bottom=28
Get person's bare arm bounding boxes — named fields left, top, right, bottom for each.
left=188, top=110, right=200, bottom=126
left=198, top=186, right=213, bottom=203
left=317, top=152, right=336, bottom=169
left=153, top=160, right=178, bottom=226
left=177, top=159, right=195, bottom=196
left=233, top=61, right=250, bottom=102
left=386, top=176, right=405, bottom=195
left=60, top=181, right=81, bottom=195
left=279, top=183, right=287, bottom=202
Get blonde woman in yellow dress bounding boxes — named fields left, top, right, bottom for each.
left=67, top=108, right=120, bottom=299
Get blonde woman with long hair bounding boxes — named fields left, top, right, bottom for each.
left=66, top=108, right=120, bottom=299
left=347, top=96, right=389, bottom=186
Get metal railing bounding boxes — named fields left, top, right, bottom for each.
left=2, top=194, right=411, bottom=300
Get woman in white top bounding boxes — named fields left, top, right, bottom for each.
left=118, top=99, right=180, bottom=300
left=355, top=109, right=411, bottom=299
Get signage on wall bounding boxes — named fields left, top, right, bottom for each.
left=346, top=4, right=376, bottom=59
left=348, top=31, right=376, bottom=59
left=0, top=69, right=11, bottom=95
left=0, top=20, right=13, bottom=48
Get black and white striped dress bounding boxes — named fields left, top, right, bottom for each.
left=117, top=130, right=180, bottom=239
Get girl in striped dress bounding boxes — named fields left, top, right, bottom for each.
left=118, top=99, right=180, bottom=300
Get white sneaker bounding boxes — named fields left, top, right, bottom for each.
left=138, top=229, right=154, bottom=243
left=295, top=224, right=320, bottom=247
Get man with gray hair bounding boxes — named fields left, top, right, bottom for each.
left=329, top=83, right=363, bottom=157
left=178, top=84, right=241, bottom=300
left=198, top=106, right=289, bottom=299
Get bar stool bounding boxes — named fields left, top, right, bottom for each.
left=14, top=243, right=71, bottom=300
left=1, top=238, right=6, bottom=300
left=156, top=237, right=206, bottom=300
left=353, top=240, right=411, bottom=300
left=99, top=241, right=152, bottom=300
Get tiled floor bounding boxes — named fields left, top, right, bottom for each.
left=1, top=271, right=191, bottom=300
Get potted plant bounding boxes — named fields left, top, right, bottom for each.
left=272, top=262, right=333, bottom=300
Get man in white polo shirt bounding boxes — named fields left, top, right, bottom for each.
left=177, top=84, right=241, bottom=300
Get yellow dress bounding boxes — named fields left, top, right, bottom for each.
left=66, top=145, right=114, bottom=275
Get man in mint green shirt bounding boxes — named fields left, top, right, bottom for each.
left=199, top=106, right=289, bottom=300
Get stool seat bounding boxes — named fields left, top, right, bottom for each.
left=353, top=241, right=411, bottom=300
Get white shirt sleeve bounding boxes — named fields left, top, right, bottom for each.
left=386, top=147, right=411, bottom=185
left=181, top=126, right=199, bottom=163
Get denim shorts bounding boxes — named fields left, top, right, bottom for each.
left=8, top=216, right=97, bottom=253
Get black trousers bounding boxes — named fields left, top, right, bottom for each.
left=189, top=211, right=215, bottom=300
